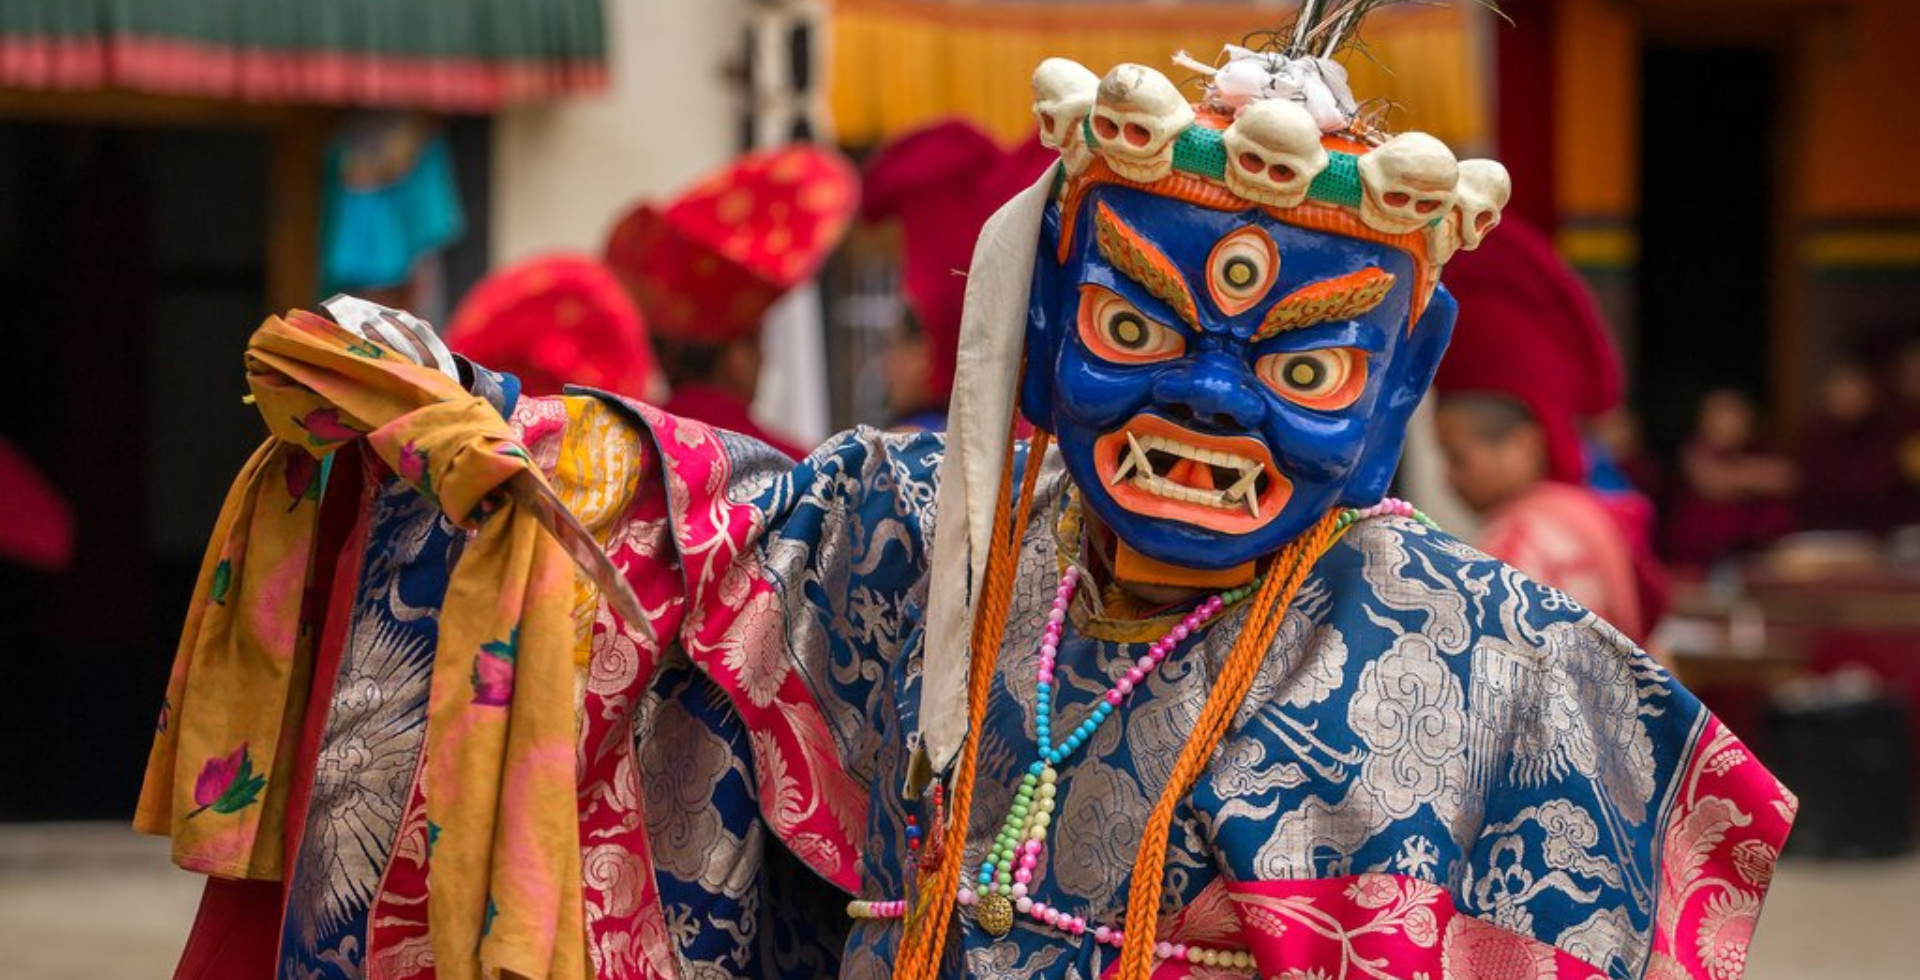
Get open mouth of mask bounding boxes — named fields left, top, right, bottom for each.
left=1092, top=414, right=1292, bottom=533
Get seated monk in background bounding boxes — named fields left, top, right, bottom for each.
left=1437, top=393, right=1645, bottom=639
left=1666, top=388, right=1797, bottom=568
left=1431, top=219, right=1664, bottom=641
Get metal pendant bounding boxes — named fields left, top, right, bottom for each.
left=975, top=892, right=1015, bottom=937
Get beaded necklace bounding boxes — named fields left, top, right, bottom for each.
left=849, top=498, right=1432, bottom=964
left=955, top=561, right=1256, bottom=939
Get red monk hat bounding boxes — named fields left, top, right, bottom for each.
left=604, top=144, right=859, bottom=343
left=445, top=253, right=659, bottom=399
left=861, top=121, right=1055, bottom=403
left=1433, top=218, right=1623, bottom=484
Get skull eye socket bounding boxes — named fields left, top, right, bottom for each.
left=1258, top=347, right=1369, bottom=411
left=1093, top=114, right=1120, bottom=141
left=1078, top=285, right=1184, bottom=365
left=1206, top=227, right=1279, bottom=317
left=1474, top=211, right=1499, bottom=234
left=1383, top=191, right=1412, bottom=208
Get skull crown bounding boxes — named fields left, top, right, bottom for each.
left=1029, top=54, right=1508, bottom=263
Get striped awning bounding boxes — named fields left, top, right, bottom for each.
left=0, top=0, right=606, bottom=112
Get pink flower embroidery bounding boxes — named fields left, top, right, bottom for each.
left=295, top=408, right=361, bottom=446
left=471, top=628, right=518, bottom=706
left=1346, top=873, right=1402, bottom=910
left=1441, top=914, right=1556, bottom=980
left=188, top=743, right=267, bottom=818
left=398, top=440, right=433, bottom=496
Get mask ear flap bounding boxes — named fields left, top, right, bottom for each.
left=1018, top=204, right=1066, bottom=431
left=1340, top=285, right=1458, bottom=505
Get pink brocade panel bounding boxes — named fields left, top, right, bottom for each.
left=1646, top=716, right=1796, bottom=980
left=577, top=425, right=684, bottom=980
left=1218, top=875, right=1608, bottom=980
left=625, top=402, right=869, bottom=892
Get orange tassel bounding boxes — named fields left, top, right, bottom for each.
left=895, top=426, right=1051, bottom=980
left=1112, top=509, right=1344, bottom=980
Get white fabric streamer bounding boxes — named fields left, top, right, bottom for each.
left=918, top=164, right=1060, bottom=777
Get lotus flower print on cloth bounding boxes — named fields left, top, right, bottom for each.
left=471, top=627, right=517, bottom=706
left=294, top=407, right=363, bottom=446
left=398, top=440, right=434, bottom=499
left=188, top=743, right=267, bottom=818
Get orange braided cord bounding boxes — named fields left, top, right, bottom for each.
left=895, top=429, right=1052, bottom=980
left=1113, top=510, right=1344, bottom=980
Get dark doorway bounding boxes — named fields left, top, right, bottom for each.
left=1635, top=44, right=1779, bottom=452
left=0, top=123, right=270, bottom=819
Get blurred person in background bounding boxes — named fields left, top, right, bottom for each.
left=1666, top=387, right=1797, bottom=567
left=1432, top=219, right=1662, bottom=641
left=1894, top=337, right=1920, bottom=431
left=320, top=115, right=467, bottom=316
left=860, top=120, right=1053, bottom=431
left=1888, top=338, right=1920, bottom=525
left=443, top=254, right=664, bottom=403
left=879, top=311, right=945, bottom=432
left=604, top=144, right=859, bottom=459
left=1588, top=406, right=1663, bottom=500
left=1797, top=359, right=1908, bottom=534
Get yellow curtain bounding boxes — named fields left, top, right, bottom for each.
left=828, top=0, right=1490, bottom=149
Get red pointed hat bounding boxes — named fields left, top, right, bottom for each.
left=445, top=253, right=658, bottom=399
left=1432, top=218, right=1623, bottom=483
left=604, top=144, right=859, bottom=343
left=861, top=121, right=1055, bottom=402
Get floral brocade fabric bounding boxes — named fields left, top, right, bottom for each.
left=180, top=387, right=1791, bottom=980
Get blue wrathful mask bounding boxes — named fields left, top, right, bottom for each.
left=1020, top=184, right=1457, bottom=572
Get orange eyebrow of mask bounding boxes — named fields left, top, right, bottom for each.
left=1253, top=267, right=1398, bottom=341
left=1093, top=200, right=1200, bottom=329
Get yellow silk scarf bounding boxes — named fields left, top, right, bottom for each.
left=135, top=311, right=635, bottom=980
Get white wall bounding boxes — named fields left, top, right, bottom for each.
left=490, top=0, right=747, bottom=265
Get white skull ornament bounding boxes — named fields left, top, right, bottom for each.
left=1032, top=58, right=1100, bottom=175
left=1452, top=158, right=1512, bottom=251
left=1356, top=132, right=1460, bottom=235
left=1089, top=64, right=1194, bottom=184
left=1221, top=99, right=1329, bottom=209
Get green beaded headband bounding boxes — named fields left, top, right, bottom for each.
left=1085, top=117, right=1369, bottom=211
